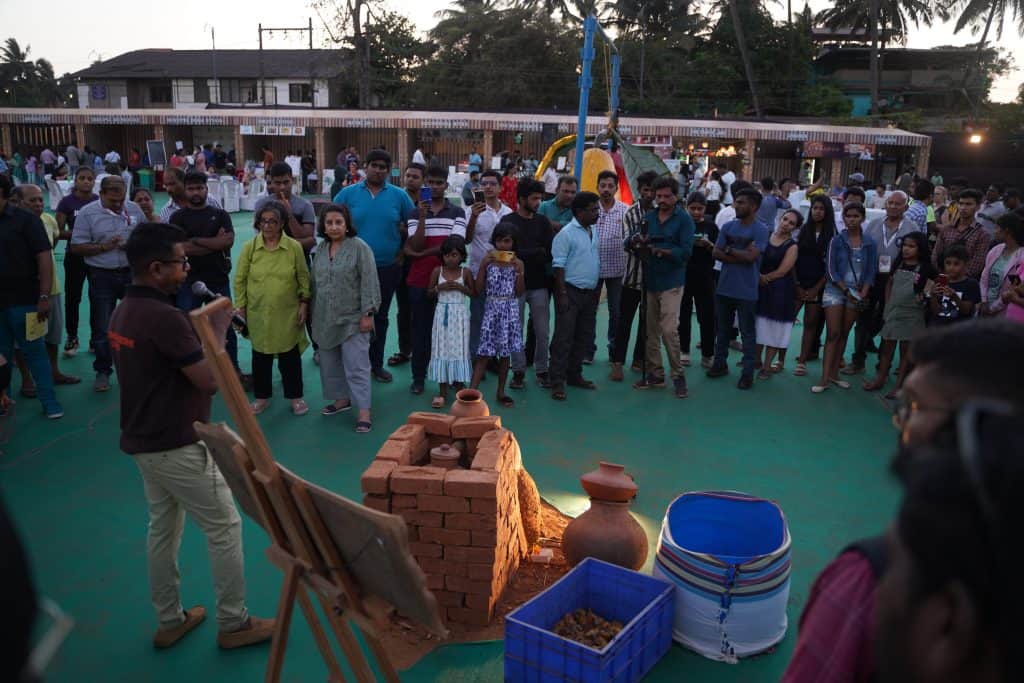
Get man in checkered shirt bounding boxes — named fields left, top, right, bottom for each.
left=590, top=170, right=630, bottom=364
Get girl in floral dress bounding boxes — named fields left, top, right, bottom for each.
left=470, top=223, right=525, bottom=407
left=427, top=236, right=474, bottom=409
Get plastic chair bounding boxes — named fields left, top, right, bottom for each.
left=206, top=177, right=223, bottom=205
left=240, top=178, right=266, bottom=212
left=44, top=177, right=65, bottom=210
left=221, top=179, right=241, bottom=213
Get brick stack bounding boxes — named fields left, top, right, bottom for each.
left=359, top=412, right=533, bottom=627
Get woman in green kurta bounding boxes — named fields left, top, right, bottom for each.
left=310, top=204, right=381, bottom=432
left=234, top=201, right=311, bottom=416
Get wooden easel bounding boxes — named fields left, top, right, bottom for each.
left=191, top=298, right=446, bottom=683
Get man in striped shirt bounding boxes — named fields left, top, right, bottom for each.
left=590, top=170, right=630, bottom=364
left=405, top=166, right=467, bottom=395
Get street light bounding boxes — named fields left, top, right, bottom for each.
left=968, top=134, right=983, bottom=145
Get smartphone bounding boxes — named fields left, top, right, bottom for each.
left=473, top=190, right=485, bottom=204
left=937, top=274, right=948, bottom=287
left=419, top=186, right=432, bottom=202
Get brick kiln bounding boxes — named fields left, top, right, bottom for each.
left=360, top=412, right=541, bottom=627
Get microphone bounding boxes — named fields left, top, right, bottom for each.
left=191, top=281, right=248, bottom=335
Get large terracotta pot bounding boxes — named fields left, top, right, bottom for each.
left=562, top=499, right=648, bottom=570
left=450, top=388, right=490, bottom=418
left=580, top=462, right=637, bottom=503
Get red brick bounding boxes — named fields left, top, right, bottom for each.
left=464, top=592, right=497, bottom=611
left=451, top=415, right=502, bottom=439
left=362, top=494, right=391, bottom=513
left=432, top=590, right=465, bottom=608
left=445, top=575, right=494, bottom=596
left=406, top=524, right=419, bottom=542
left=445, top=545, right=496, bottom=564
left=417, top=494, right=470, bottom=513
left=391, top=465, right=446, bottom=495
left=471, top=529, right=498, bottom=547
left=466, top=563, right=494, bottom=581
left=391, top=494, right=418, bottom=509
left=445, top=512, right=497, bottom=531
left=388, top=423, right=427, bottom=443
left=407, top=411, right=457, bottom=436
left=360, top=460, right=397, bottom=495
left=446, top=607, right=492, bottom=626
left=425, top=573, right=445, bottom=590
left=397, top=509, right=443, bottom=528
left=444, top=469, right=499, bottom=498
left=417, top=557, right=445, bottom=575
left=409, top=542, right=443, bottom=558
left=470, top=497, right=499, bottom=514
left=375, top=439, right=415, bottom=466
left=419, top=526, right=471, bottom=546
left=471, top=429, right=513, bottom=471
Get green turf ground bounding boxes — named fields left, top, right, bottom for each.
left=1, top=198, right=899, bottom=681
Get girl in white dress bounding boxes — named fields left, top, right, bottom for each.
left=427, top=236, right=475, bottom=408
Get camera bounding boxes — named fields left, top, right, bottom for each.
left=627, top=233, right=666, bottom=256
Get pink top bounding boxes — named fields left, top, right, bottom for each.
left=979, top=243, right=1024, bottom=315
left=1006, top=262, right=1024, bottom=322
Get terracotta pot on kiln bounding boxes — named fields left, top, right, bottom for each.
left=450, top=388, right=490, bottom=418
left=562, top=461, right=648, bottom=570
left=430, top=443, right=461, bottom=470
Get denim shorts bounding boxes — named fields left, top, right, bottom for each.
left=822, top=283, right=850, bottom=308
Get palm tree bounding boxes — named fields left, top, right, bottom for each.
left=727, top=0, right=762, bottom=118
left=950, top=0, right=1024, bottom=107
left=508, top=0, right=607, bottom=22
left=817, top=0, right=947, bottom=115
left=0, top=38, right=33, bottom=105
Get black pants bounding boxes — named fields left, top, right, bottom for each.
left=680, top=270, right=716, bottom=357
left=548, top=285, right=597, bottom=389
left=611, top=286, right=645, bottom=366
left=395, top=262, right=412, bottom=357
left=64, top=252, right=88, bottom=339
left=852, top=273, right=888, bottom=367
left=409, top=286, right=436, bottom=384
left=252, top=345, right=303, bottom=399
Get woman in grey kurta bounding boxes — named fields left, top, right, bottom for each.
left=310, top=204, right=381, bottom=433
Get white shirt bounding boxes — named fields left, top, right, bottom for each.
left=285, top=155, right=302, bottom=177
left=104, top=150, right=121, bottom=164
left=721, top=170, right=736, bottom=205
left=977, top=200, right=1006, bottom=235
left=412, top=149, right=426, bottom=165
left=715, top=205, right=736, bottom=229
left=465, top=201, right=513, bottom=275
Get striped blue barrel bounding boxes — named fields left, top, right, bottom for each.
left=652, top=491, right=791, bottom=663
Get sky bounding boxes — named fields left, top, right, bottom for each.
left=1, top=0, right=1020, bottom=103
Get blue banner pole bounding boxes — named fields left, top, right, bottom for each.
left=575, top=15, right=596, bottom=181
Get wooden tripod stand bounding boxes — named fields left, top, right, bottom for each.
left=191, top=298, right=446, bottom=683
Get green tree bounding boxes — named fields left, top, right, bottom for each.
left=949, top=0, right=1024, bottom=110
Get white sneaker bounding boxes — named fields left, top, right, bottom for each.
left=681, top=353, right=691, bottom=367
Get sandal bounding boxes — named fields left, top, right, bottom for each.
left=793, top=362, right=807, bottom=376
left=355, top=420, right=373, bottom=433
left=54, top=374, right=81, bottom=385
left=756, top=369, right=771, bottom=381
left=386, top=352, right=410, bottom=367
left=770, top=361, right=782, bottom=373
left=431, top=396, right=446, bottom=409
left=551, top=390, right=567, bottom=401
left=830, top=379, right=851, bottom=390
left=321, top=401, right=352, bottom=415
left=251, top=399, right=270, bottom=415
left=291, top=399, right=309, bottom=416
left=497, top=394, right=514, bottom=408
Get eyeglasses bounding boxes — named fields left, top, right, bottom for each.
left=890, top=392, right=951, bottom=432
left=159, top=257, right=189, bottom=267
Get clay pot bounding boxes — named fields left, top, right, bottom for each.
left=430, top=444, right=461, bottom=469
left=450, top=388, right=490, bottom=418
left=563, top=499, right=648, bottom=570
left=580, top=462, right=637, bottom=503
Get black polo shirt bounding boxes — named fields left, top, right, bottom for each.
left=0, top=203, right=51, bottom=309
left=168, top=205, right=234, bottom=285
left=109, top=286, right=210, bottom=454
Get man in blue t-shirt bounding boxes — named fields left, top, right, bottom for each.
left=708, top=188, right=770, bottom=389
left=333, top=149, right=414, bottom=382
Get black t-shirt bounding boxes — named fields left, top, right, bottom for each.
left=109, top=286, right=210, bottom=454
left=213, top=150, right=227, bottom=170
left=169, top=206, right=234, bottom=285
left=687, top=217, right=720, bottom=281
left=0, top=204, right=52, bottom=308
left=506, top=212, right=554, bottom=291
left=933, top=277, right=981, bottom=325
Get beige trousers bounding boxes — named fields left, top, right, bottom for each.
left=645, top=286, right=685, bottom=380
left=134, top=442, right=248, bottom=631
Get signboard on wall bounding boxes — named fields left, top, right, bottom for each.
left=804, top=141, right=876, bottom=159
left=165, top=115, right=226, bottom=126
left=90, top=84, right=107, bottom=101
left=240, top=125, right=306, bottom=136
left=146, top=139, right=167, bottom=167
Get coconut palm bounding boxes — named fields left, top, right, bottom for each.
left=950, top=0, right=1024, bottom=106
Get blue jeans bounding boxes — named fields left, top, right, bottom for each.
left=0, top=305, right=60, bottom=414
left=176, top=280, right=240, bottom=371
left=589, top=277, right=623, bottom=359
left=408, top=286, right=435, bottom=384
left=88, top=267, right=132, bottom=375
left=512, top=288, right=550, bottom=374
left=371, top=263, right=402, bottom=372
left=713, top=295, right=757, bottom=377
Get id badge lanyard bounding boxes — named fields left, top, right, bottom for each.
left=879, top=226, right=900, bottom=273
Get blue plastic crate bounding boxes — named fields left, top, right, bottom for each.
left=505, top=557, right=675, bottom=682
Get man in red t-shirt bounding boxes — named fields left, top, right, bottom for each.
left=404, top=166, right=467, bottom=395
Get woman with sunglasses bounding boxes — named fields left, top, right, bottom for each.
left=813, top=201, right=877, bottom=393
left=234, top=201, right=311, bottom=416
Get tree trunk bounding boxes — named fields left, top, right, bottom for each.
left=960, top=3, right=997, bottom=115
left=728, top=0, right=762, bottom=118
left=869, top=0, right=879, bottom=115
left=350, top=0, right=370, bottom=109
